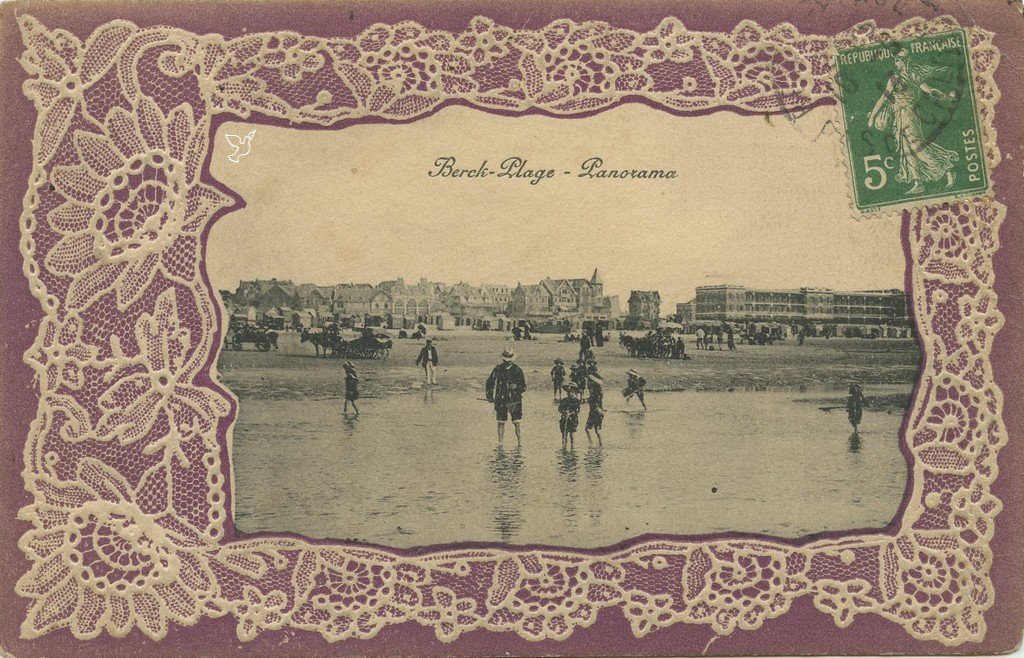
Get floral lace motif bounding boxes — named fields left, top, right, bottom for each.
left=16, top=13, right=1004, bottom=646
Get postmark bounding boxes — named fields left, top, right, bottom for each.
left=835, top=30, right=988, bottom=211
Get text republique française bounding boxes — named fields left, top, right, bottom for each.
left=427, top=156, right=678, bottom=185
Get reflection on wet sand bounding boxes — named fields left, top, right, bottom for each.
left=233, top=388, right=909, bottom=547
left=488, top=444, right=524, bottom=543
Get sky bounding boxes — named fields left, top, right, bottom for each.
left=207, top=104, right=906, bottom=309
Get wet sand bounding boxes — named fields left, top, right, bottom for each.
left=218, top=330, right=919, bottom=399
left=219, top=331, right=917, bottom=548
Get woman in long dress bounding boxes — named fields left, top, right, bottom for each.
left=868, top=50, right=959, bottom=194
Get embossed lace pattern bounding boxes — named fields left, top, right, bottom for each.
left=15, top=14, right=1005, bottom=645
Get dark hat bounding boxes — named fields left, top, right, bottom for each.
left=554, top=358, right=564, bottom=364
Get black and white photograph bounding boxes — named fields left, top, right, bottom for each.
left=209, top=106, right=920, bottom=548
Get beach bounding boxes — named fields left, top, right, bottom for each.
left=220, top=330, right=917, bottom=547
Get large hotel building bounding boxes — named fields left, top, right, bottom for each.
left=692, top=285, right=910, bottom=328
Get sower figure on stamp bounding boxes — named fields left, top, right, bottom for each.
left=416, top=338, right=439, bottom=385
left=343, top=362, right=359, bottom=416
left=486, top=349, right=526, bottom=443
left=868, top=49, right=959, bottom=194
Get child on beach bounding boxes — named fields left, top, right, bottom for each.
left=551, top=359, right=566, bottom=400
left=343, top=362, right=360, bottom=415
left=585, top=374, right=606, bottom=445
left=558, top=382, right=582, bottom=446
left=622, top=369, right=647, bottom=410
left=569, top=362, right=588, bottom=394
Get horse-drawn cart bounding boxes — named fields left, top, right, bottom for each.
left=300, top=327, right=392, bottom=359
left=225, top=323, right=278, bottom=351
left=336, top=333, right=392, bottom=359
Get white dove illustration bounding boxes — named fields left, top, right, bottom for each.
left=225, top=129, right=256, bottom=163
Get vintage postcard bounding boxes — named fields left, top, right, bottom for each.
left=0, top=0, right=1022, bottom=656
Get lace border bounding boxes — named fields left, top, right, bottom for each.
left=14, top=14, right=1005, bottom=646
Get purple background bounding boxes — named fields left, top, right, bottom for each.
left=0, top=1, right=1021, bottom=656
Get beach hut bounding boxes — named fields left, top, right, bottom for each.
left=291, top=309, right=315, bottom=329
left=262, top=308, right=284, bottom=330
left=433, top=312, right=455, bottom=331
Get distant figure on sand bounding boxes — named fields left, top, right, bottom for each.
left=623, top=369, right=647, bottom=410
left=416, top=338, right=439, bottom=385
left=343, top=362, right=360, bottom=415
left=558, top=382, right=582, bottom=446
left=585, top=373, right=606, bottom=445
left=551, top=359, right=566, bottom=399
left=579, top=332, right=592, bottom=360
left=847, top=382, right=867, bottom=432
left=486, top=349, right=527, bottom=442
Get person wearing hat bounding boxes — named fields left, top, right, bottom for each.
left=550, top=358, right=566, bottom=400
left=623, top=369, right=647, bottom=410
left=342, top=362, right=360, bottom=415
left=558, top=382, right=582, bottom=446
left=485, top=349, right=527, bottom=442
left=415, top=338, right=439, bottom=385
left=585, top=373, right=606, bottom=444
left=569, top=361, right=588, bottom=394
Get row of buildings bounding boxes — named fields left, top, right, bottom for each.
left=675, top=285, right=910, bottom=330
left=222, top=270, right=665, bottom=329
left=223, top=274, right=910, bottom=334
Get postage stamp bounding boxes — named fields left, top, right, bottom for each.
left=835, top=30, right=989, bottom=211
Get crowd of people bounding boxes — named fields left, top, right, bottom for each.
left=479, top=330, right=650, bottom=448
left=340, top=331, right=649, bottom=449
left=340, top=328, right=871, bottom=453
left=620, top=330, right=690, bottom=358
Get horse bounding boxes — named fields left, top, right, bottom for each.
left=300, top=327, right=336, bottom=357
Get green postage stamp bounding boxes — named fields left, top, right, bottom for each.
left=835, top=30, right=988, bottom=211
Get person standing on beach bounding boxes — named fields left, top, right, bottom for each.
left=415, top=338, right=439, bottom=385
left=343, top=362, right=360, bottom=415
left=727, top=326, right=736, bottom=351
left=847, top=382, right=867, bottom=433
left=585, top=373, right=606, bottom=445
left=579, top=331, right=592, bottom=360
left=550, top=359, right=566, bottom=400
left=486, top=349, right=527, bottom=442
left=695, top=326, right=705, bottom=350
left=558, top=383, right=582, bottom=447
left=569, top=361, right=587, bottom=395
